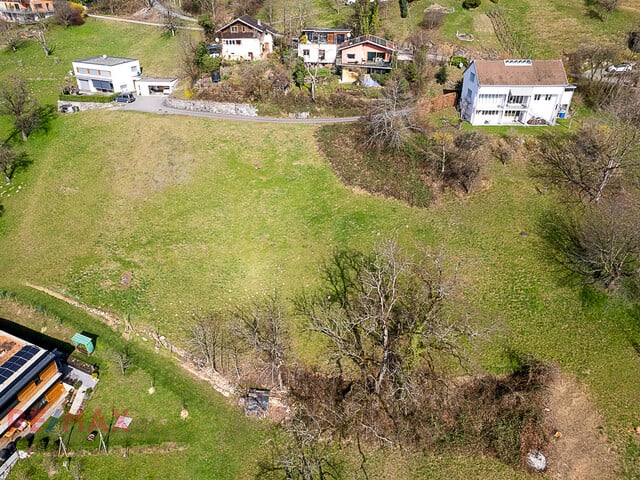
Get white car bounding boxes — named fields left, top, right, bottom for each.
left=607, top=63, right=632, bottom=73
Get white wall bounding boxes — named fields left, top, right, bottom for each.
left=72, top=59, right=140, bottom=94
left=222, top=34, right=272, bottom=61
left=298, top=43, right=339, bottom=65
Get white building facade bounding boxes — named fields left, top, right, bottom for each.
left=216, top=15, right=278, bottom=61
left=72, top=56, right=141, bottom=94
left=460, top=59, right=575, bottom=126
left=298, top=28, right=351, bottom=65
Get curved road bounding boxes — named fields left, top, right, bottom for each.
left=118, top=95, right=361, bottom=124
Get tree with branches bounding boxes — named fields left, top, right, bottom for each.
left=112, top=348, right=133, bottom=375
left=0, top=77, right=41, bottom=141
left=188, top=310, right=224, bottom=372
left=364, top=81, right=417, bottom=150
left=534, top=119, right=640, bottom=203
left=232, top=293, right=289, bottom=389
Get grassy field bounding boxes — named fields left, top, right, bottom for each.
left=0, top=18, right=195, bottom=104
left=1, top=13, right=640, bottom=479
left=0, top=289, right=267, bottom=480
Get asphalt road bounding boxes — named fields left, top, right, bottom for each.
left=117, top=95, right=361, bottom=124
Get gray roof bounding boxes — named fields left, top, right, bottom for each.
left=72, top=56, right=138, bottom=66
left=302, top=27, right=351, bottom=33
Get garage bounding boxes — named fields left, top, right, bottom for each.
left=135, top=77, right=179, bottom=96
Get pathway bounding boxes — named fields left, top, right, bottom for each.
left=86, top=13, right=202, bottom=31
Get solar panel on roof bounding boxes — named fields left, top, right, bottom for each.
left=0, top=345, right=40, bottom=384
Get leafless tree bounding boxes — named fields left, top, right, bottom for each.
left=300, top=241, right=463, bottom=397
left=594, top=0, right=619, bottom=22
left=112, top=348, right=133, bottom=375
left=566, top=43, right=620, bottom=80
left=53, top=0, right=84, bottom=26
left=540, top=195, right=640, bottom=292
left=179, top=34, right=201, bottom=86
left=163, top=9, right=179, bottom=37
left=364, top=81, right=418, bottom=150
left=0, top=77, right=41, bottom=141
left=534, top=119, right=640, bottom=203
left=188, top=311, right=224, bottom=372
left=421, top=9, right=444, bottom=29
left=32, top=26, right=55, bottom=57
left=232, top=293, right=289, bottom=389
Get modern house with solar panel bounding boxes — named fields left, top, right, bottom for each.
left=0, top=331, right=65, bottom=444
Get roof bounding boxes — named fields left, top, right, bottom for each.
left=72, top=56, right=138, bottom=67
left=472, top=59, right=569, bottom=86
left=338, top=34, right=396, bottom=52
left=217, top=15, right=278, bottom=35
left=138, top=77, right=179, bottom=83
left=301, top=27, right=351, bottom=33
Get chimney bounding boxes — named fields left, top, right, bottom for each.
left=257, top=19, right=261, bottom=26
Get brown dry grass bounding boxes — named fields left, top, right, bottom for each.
left=543, top=366, right=619, bottom=479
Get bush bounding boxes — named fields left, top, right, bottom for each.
left=462, top=0, right=481, bottom=8
left=435, top=65, right=448, bottom=84
left=450, top=56, right=469, bottom=68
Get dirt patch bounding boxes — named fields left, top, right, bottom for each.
left=543, top=367, right=618, bottom=479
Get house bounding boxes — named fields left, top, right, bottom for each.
left=298, top=28, right=352, bottom=65
left=460, top=59, right=576, bottom=126
left=216, top=15, right=278, bottom=61
left=0, top=0, right=54, bottom=23
left=72, top=56, right=141, bottom=94
left=135, top=77, right=179, bottom=96
left=0, top=330, right=66, bottom=445
left=336, top=34, right=396, bottom=83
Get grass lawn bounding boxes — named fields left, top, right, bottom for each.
left=0, top=18, right=197, bottom=105
left=0, top=289, right=267, bottom=480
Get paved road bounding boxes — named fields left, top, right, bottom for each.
left=117, top=95, right=361, bottom=124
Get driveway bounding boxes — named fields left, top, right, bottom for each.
left=117, top=95, right=361, bottom=124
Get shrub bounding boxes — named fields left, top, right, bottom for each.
left=462, top=0, right=481, bottom=8
left=399, top=0, right=409, bottom=18
left=450, top=56, right=469, bottom=68
left=436, top=65, right=448, bottom=84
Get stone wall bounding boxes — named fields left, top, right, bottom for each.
left=57, top=100, right=113, bottom=112
left=165, top=98, right=257, bottom=116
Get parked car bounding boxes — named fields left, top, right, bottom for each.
left=607, top=63, right=632, bottom=73
left=115, top=92, right=135, bottom=103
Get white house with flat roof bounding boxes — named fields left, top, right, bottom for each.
left=298, top=28, right=351, bottom=65
left=460, top=59, right=576, bottom=126
left=71, top=56, right=141, bottom=94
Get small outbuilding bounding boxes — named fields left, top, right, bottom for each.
left=135, top=77, right=179, bottom=96
left=71, top=333, right=95, bottom=355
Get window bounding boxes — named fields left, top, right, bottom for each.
left=545, top=94, right=552, bottom=101
left=319, top=34, right=328, bottom=43
left=534, top=94, right=541, bottom=101
left=347, top=53, right=355, bottom=59
left=367, top=52, right=385, bottom=62
left=230, top=26, right=238, bottom=32
left=469, top=72, right=475, bottom=83
left=303, top=49, right=310, bottom=56
left=476, top=110, right=499, bottom=116
left=92, top=79, right=113, bottom=92
left=131, top=65, right=138, bottom=73
left=507, top=95, right=527, bottom=105
left=89, top=69, right=99, bottom=76
left=319, top=49, right=326, bottom=60
left=466, top=88, right=473, bottom=100
left=120, top=84, right=127, bottom=90
left=478, top=93, right=503, bottom=103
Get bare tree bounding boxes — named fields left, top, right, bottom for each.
left=179, top=34, right=201, bottom=86
left=188, top=311, right=224, bottom=372
left=540, top=195, right=640, bottom=292
left=300, top=241, right=463, bottom=397
left=53, top=0, right=84, bottom=26
left=112, top=348, right=133, bottom=375
left=232, top=293, right=289, bottom=389
left=364, top=81, right=418, bottom=150
left=163, top=9, right=179, bottom=37
left=0, top=77, right=41, bottom=141
left=32, top=26, right=55, bottom=57
left=594, top=0, right=619, bottom=22
left=534, top=119, right=640, bottom=203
